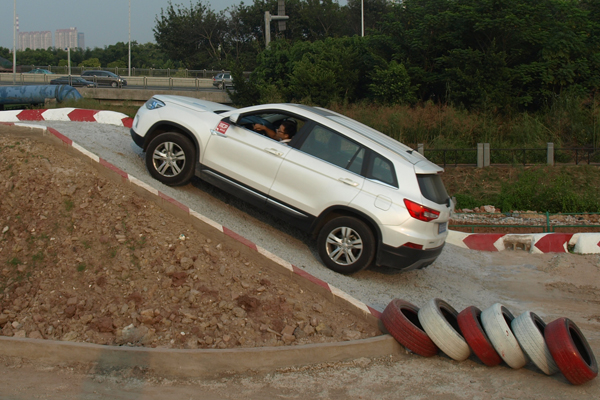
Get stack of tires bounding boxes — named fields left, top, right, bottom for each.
left=381, top=298, right=598, bottom=385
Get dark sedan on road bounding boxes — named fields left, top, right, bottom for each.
left=50, top=77, right=98, bottom=88
left=81, top=70, right=127, bottom=88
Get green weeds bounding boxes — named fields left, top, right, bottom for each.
left=64, top=200, right=74, bottom=212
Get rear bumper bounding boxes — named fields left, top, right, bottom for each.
left=376, top=242, right=445, bottom=271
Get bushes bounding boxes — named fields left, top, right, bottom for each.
left=494, top=168, right=600, bottom=213
left=445, top=166, right=600, bottom=213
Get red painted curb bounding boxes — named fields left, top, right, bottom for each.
left=68, top=109, right=99, bottom=122
left=17, top=109, right=46, bottom=121
left=223, top=227, right=258, bottom=251
left=534, top=233, right=573, bottom=253
left=463, top=234, right=505, bottom=251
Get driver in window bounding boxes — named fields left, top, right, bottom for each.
left=254, top=120, right=297, bottom=143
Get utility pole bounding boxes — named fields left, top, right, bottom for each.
left=264, top=0, right=289, bottom=48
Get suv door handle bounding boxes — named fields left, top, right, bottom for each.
left=265, top=148, right=283, bottom=157
left=210, top=129, right=227, bottom=137
left=338, top=178, right=359, bottom=187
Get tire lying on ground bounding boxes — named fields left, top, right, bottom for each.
left=545, top=317, right=598, bottom=385
left=381, top=299, right=439, bottom=357
left=457, top=306, right=502, bottom=367
left=511, top=311, right=559, bottom=375
left=480, top=303, right=528, bottom=369
left=418, top=298, right=471, bottom=361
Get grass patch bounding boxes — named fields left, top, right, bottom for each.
left=32, top=251, right=45, bottom=263
left=7, top=257, right=22, bottom=266
left=64, top=199, right=74, bottom=212
left=445, top=166, right=600, bottom=212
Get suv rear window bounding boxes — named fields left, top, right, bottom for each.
left=417, top=174, right=449, bottom=205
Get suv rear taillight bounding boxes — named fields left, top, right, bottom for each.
left=404, top=199, right=440, bottom=222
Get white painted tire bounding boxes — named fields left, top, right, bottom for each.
left=417, top=298, right=471, bottom=361
left=481, top=303, right=527, bottom=369
left=511, top=311, right=559, bottom=375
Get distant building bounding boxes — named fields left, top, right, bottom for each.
left=77, top=33, right=85, bottom=50
left=55, top=27, right=84, bottom=50
left=18, top=31, right=52, bottom=51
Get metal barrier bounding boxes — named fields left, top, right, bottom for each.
left=423, top=148, right=477, bottom=167
left=421, top=144, right=600, bottom=167
left=16, top=66, right=238, bottom=79
left=0, top=73, right=216, bottom=90
left=450, top=211, right=600, bottom=233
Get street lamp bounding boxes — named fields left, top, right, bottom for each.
left=128, top=0, right=131, bottom=77
left=64, top=47, right=71, bottom=76
left=361, top=0, right=364, bottom=37
left=13, top=0, right=16, bottom=84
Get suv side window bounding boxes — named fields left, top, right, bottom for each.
left=299, top=125, right=364, bottom=172
left=367, top=153, right=397, bottom=187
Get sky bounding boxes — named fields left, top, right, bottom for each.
left=0, top=0, right=252, bottom=50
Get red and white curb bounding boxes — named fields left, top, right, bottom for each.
left=446, top=231, right=600, bottom=254
left=1, top=118, right=382, bottom=322
left=0, top=108, right=133, bottom=128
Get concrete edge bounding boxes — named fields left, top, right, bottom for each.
left=0, top=335, right=401, bottom=378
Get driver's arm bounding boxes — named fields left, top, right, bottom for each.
left=253, top=124, right=276, bottom=139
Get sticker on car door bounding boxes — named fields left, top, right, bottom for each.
left=216, top=121, right=230, bottom=134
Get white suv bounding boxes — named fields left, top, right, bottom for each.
left=130, top=95, right=454, bottom=274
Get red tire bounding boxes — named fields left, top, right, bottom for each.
left=457, top=306, right=502, bottom=367
left=381, top=299, right=439, bottom=357
left=545, top=318, right=598, bottom=385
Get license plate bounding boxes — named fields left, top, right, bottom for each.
left=438, top=222, right=447, bottom=234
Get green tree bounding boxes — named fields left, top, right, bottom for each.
left=245, top=37, right=367, bottom=106
left=153, top=1, right=228, bottom=69
left=288, top=37, right=362, bottom=105
left=79, top=58, right=101, bottom=68
left=369, top=60, right=417, bottom=104
left=375, top=0, right=600, bottom=110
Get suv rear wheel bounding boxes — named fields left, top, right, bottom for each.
left=146, top=132, right=196, bottom=186
left=317, top=216, right=375, bottom=274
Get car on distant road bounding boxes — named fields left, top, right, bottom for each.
left=81, top=70, right=127, bottom=88
left=130, top=95, right=454, bottom=274
left=26, top=68, right=54, bottom=74
left=50, top=76, right=97, bottom=88
left=212, top=73, right=233, bottom=90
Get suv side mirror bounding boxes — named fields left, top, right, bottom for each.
left=229, top=113, right=240, bottom=125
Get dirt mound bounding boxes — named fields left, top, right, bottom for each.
left=0, top=129, right=379, bottom=350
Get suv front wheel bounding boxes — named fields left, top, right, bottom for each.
left=317, top=216, right=376, bottom=274
left=146, top=132, right=196, bottom=186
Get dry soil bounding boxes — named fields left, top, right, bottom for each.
left=0, top=131, right=379, bottom=351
